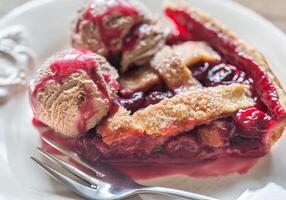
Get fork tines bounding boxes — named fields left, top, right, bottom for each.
left=31, top=137, right=106, bottom=197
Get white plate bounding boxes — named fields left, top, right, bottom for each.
left=1, top=0, right=286, bottom=200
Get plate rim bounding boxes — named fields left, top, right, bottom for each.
left=1, top=0, right=286, bottom=200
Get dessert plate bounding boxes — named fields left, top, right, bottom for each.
left=0, top=0, right=286, bottom=200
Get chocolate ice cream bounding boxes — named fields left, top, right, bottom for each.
left=120, top=23, right=166, bottom=72
left=30, top=49, right=119, bottom=138
left=72, top=0, right=167, bottom=72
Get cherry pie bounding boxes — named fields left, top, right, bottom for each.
left=31, top=0, right=286, bottom=178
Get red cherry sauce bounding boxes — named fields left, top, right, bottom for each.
left=32, top=49, right=112, bottom=133
left=165, top=7, right=285, bottom=118
left=32, top=117, right=46, bottom=128
left=118, top=84, right=174, bottom=113
left=192, top=62, right=251, bottom=87
left=78, top=0, right=140, bottom=54
left=234, top=107, right=271, bottom=138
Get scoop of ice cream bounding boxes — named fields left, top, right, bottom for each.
left=72, top=0, right=167, bottom=72
left=120, top=23, right=166, bottom=72
left=72, top=0, right=150, bottom=55
left=30, top=49, right=119, bottom=138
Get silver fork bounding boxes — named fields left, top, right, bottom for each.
left=31, top=137, right=219, bottom=200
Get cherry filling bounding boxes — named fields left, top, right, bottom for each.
left=74, top=117, right=268, bottom=165
left=118, top=84, right=174, bottom=113
left=234, top=107, right=271, bottom=138
left=192, top=62, right=251, bottom=87
left=118, top=91, right=145, bottom=113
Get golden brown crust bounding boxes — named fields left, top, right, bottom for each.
left=172, top=41, right=221, bottom=67
left=119, top=65, right=160, bottom=93
left=150, top=46, right=198, bottom=89
left=166, top=3, right=286, bottom=144
left=133, top=84, right=254, bottom=136
left=96, top=106, right=144, bottom=145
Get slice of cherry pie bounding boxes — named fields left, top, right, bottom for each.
left=30, top=0, right=286, bottom=178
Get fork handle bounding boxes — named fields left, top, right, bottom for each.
left=134, top=186, right=219, bottom=200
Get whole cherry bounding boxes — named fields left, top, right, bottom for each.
left=234, top=107, right=270, bottom=138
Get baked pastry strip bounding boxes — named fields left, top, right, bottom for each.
left=133, top=84, right=254, bottom=136
left=119, top=65, right=161, bottom=94
left=120, top=41, right=221, bottom=93
left=150, top=46, right=198, bottom=89
left=172, top=41, right=221, bottom=67
left=98, top=83, right=254, bottom=145
left=97, top=106, right=144, bottom=145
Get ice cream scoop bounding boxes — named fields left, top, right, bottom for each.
left=120, top=23, right=166, bottom=72
left=72, top=0, right=167, bottom=72
left=30, top=49, right=119, bottom=138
